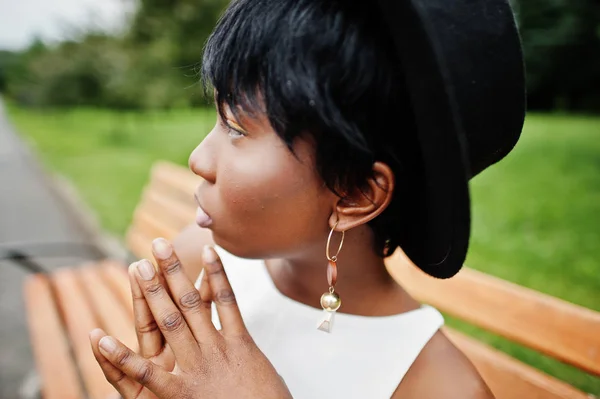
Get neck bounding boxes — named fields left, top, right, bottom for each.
left=265, top=226, right=420, bottom=316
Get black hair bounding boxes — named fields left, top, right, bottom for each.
left=202, top=0, right=424, bottom=257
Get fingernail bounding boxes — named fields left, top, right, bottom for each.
left=99, top=336, right=117, bottom=354
left=137, top=259, right=156, bottom=281
left=152, top=238, right=172, bottom=260
left=89, top=328, right=105, bottom=340
left=202, top=245, right=218, bottom=264
left=128, top=261, right=139, bottom=273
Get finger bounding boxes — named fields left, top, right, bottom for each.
left=152, top=238, right=216, bottom=341
left=128, top=262, right=163, bottom=359
left=134, top=259, right=201, bottom=368
left=89, top=328, right=143, bottom=398
left=96, top=333, right=174, bottom=397
left=202, top=246, right=247, bottom=337
left=194, top=268, right=213, bottom=324
left=195, top=268, right=213, bottom=304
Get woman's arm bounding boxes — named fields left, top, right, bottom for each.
left=171, top=223, right=215, bottom=282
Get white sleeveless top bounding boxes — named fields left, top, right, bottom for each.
left=199, top=248, right=444, bottom=399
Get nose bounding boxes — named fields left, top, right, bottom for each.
left=188, top=129, right=217, bottom=184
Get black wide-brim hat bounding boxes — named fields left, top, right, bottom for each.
left=376, top=0, right=526, bottom=278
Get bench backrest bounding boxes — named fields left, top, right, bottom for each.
left=127, top=161, right=600, bottom=398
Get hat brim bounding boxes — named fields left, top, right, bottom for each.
left=376, top=0, right=477, bottom=278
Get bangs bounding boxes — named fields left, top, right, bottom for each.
left=201, top=0, right=270, bottom=127
left=200, top=0, right=423, bottom=258
left=201, top=0, right=375, bottom=152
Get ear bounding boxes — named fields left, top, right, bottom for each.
left=330, top=162, right=395, bottom=231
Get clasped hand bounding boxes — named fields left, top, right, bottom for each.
left=89, top=239, right=291, bottom=399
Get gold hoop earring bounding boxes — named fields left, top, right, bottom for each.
left=317, top=221, right=344, bottom=333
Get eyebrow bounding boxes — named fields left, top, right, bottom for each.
left=221, top=101, right=253, bottom=133
left=226, top=118, right=247, bottom=132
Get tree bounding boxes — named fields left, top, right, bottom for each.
left=513, top=0, right=600, bottom=111
left=4, top=0, right=600, bottom=111
left=124, top=0, right=229, bottom=107
left=0, top=51, right=18, bottom=93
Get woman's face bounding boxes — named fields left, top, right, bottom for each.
left=189, top=104, right=337, bottom=259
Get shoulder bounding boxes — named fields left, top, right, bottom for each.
left=392, top=330, right=494, bottom=399
left=172, top=223, right=215, bottom=280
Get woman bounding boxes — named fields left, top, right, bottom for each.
left=90, top=0, right=526, bottom=397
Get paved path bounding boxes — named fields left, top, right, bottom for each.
left=0, top=98, right=104, bottom=399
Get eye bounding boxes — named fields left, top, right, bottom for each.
left=227, top=125, right=246, bottom=138
left=223, top=118, right=247, bottom=139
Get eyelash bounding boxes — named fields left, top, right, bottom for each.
left=220, top=118, right=247, bottom=139
left=227, top=125, right=246, bottom=138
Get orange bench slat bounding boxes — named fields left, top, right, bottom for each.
left=126, top=227, right=155, bottom=262
left=52, top=268, right=116, bottom=399
left=446, top=328, right=592, bottom=399
left=387, top=251, right=600, bottom=376
left=131, top=208, right=181, bottom=243
left=151, top=161, right=199, bottom=201
left=24, top=275, right=84, bottom=399
left=26, top=160, right=600, bottom=399
left=79, top=266, right=138, bottom=352
left=100, top=260, right=134, bottom=318
left=142, top=186, right=195, bottom=229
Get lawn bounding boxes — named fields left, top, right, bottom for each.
left=7, top=104, right=600, bottom=394
left=7, top=106, right=214, bottom=235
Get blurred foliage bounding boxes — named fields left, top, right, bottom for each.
left=0, top=50, right=17, bottom=92
left=1, top=0, right=599, bottom=111
left=512, top=0, right=600, bottom=110
left=2, top=0, right=229, bottom=109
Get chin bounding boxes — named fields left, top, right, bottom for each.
left=211, top=233, right=261, bottom=260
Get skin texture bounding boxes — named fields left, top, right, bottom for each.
left=91, top=104, right=494, bottom=398
left=90, top=240, right=292, bottom=399
left=185, top=105, right=493, bottom=397
left=174, top=226, right=495, bottom=399
left=189, top=104, right=418, bottom=316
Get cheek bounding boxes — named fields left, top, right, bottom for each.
left=213, top=141, right=331, bottom=257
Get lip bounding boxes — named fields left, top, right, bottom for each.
left=194, top=193, right=213, bottom=228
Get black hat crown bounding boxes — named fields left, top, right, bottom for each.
left=375, top=0, right=526, bottom=278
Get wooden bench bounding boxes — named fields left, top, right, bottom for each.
left=24, top=161, right=600, bottom=399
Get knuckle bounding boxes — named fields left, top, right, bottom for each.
left=136, top=319, right=159, bottom=334
left=161, top=311, right=185, bottom=332
left=144, top=282, right=163, bottom=297
left=215, top=288, right=237, bottom=305
left=104, top=366, right=127, bottom=385
left=179, top=290, right=202, bottom=311
left=202, top=341, right=228, bottom=362
left=206, top=265, right=225, bottom=277
left=115, top=348, right=132, bottom=367
left=237, top=333, right=255, bottom=347
left=132, top=292, right=145, bottom=301
left=162, top=259, right=182, bottom=275
left=135, top=362, right=154, bottom=385
left=113, top=370, right=127, bottom=384
left=228, top=333, right=254, bottom=351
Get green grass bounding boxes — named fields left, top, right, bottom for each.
left=464, top=113, right=600, bottom=394
left=6, top=106, right=215, bottom=234
left=469, top=114, right=600, bottom=312
left=7, top=105, right=600, bottom=394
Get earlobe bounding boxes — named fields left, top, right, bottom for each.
left=331, top=162, right=395, bottom=231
